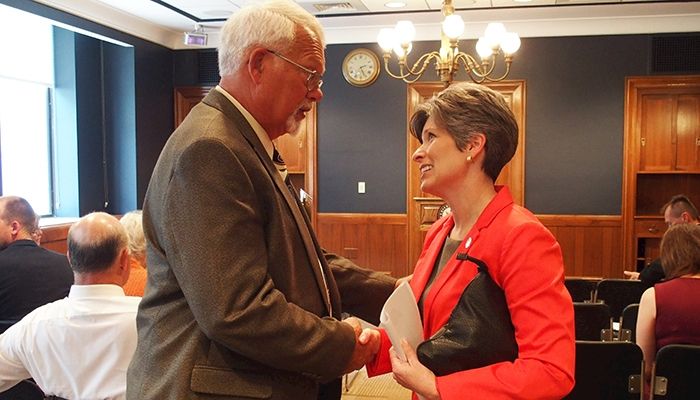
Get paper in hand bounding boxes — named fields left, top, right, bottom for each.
left=379, top=281, right=423, bottom=361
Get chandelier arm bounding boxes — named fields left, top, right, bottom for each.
left=454, top=52, right=497, bottom=81
left=403, top=52, right=442, bottom=76
left=480, top=60, right=513, bottom=82
left=382, top=52, right=441, bottom=81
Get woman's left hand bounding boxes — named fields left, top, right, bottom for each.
left=389, top=339, right=440, bottom=400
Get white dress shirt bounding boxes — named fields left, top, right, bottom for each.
left=0, top=284, right=140, bottom=399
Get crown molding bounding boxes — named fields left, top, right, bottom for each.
left=23, top=1, right=700, bottom=49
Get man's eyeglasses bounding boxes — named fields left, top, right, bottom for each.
left=268, top=49, right=323, bottom=92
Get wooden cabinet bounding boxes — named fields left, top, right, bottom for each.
left=639, top=93, right=700, bottom=171
left=173, top=86, right=317, bottom=227
left=622, top=76, right=700, bottom=272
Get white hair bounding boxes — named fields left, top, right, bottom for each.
left=218, top=0, right=326, bottom=76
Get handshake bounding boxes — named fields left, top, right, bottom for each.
left=341, top=317, right=381, bottom=373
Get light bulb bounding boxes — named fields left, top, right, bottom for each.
left=484, top=22, right=506, bottom=49
left=442, top=14, right=464, bottom=39
left=501, top=32, right=521, bottom=55
left=377, top=28, right=397, bottom=53
left=393, top=42, right=412, bottom=59
left=475, top=37, right=492, bottom=59
left=395, top=20, right=416, bottom=46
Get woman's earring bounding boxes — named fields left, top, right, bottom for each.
left=466, top=155, right=472, bottom=162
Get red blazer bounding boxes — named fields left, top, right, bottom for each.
left=368, top=186, right=575, bottom=399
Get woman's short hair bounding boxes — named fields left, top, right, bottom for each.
left=218, top=0, right=325, bottom=76
left=660, top=223, right=700, bottom=279
left=119, top=210, right=146, bottom=261
left=409, top=82, right=518, bottom=182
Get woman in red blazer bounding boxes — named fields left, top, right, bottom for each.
left=365, top=82, right=575, bottom=399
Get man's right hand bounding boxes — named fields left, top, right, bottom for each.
left=341, top=319, right=380, bottom=373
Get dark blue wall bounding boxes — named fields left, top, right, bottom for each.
left=319, top=35, right=652, bottom=214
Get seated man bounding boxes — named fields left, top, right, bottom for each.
left=624, top=194, right=700, bottom=288
left=0, top=212, right=140, bottom=399
left=0, top=196, right=73, bottom=322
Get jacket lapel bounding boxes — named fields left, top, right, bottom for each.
left=202, top=90, right=333, bottom=316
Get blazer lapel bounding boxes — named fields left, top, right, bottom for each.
left=202, top=90, right=333, bottom=316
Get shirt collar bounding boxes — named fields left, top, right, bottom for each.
left=68, top=284, right=126, bottom=298
left=215, top=85, right=274, bottom=161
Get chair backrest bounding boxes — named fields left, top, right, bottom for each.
left=565, top=277, right=599, bottom=302
left=652, top=344, right=700, bottom=399
left=594, top=279, right=646, bottom=320
left=564, top=341, right=643, bottom=400
left=0, top=379, right=45, bottom=400
left=620, top=303, right=640, bottom=342
left=573, top=302, right=612, bottom=341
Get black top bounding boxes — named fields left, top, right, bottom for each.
left=0, top=240, right=73, bottom=321
left=639, top=258, right=665, bottom=289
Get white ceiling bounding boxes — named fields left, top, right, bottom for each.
left=29, top=0, right=700, bottom=49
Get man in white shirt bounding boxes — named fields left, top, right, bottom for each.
left=0, top=212, right=140, bottom=400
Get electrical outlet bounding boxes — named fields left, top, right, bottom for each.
left=358, top=181, right=366, bottom=194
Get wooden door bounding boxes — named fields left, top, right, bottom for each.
left=406, top=81, right=526, bottom=268
left=675, top=94, right=700, bottom=171
left=174, top=86, right=212, bottom=127
left=639, top=94, right=675, bottom=171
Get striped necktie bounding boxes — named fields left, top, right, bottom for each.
left=272, top=147, right=288, bottom=182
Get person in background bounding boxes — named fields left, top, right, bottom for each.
left=119, top=210, right=147, bottom=296
left=0, top=196, right=73, bottom=323
left=0, top=212, right=140, bottom=399
left=624, top=194, right=700, bottom=288
left=126, top=1, right=396, bottom=399
left=636, top=223, right=700, bottom=397
left=364, top=82, right=575, bottom=399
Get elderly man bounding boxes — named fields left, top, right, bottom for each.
left=0, top=196, right=73, bottom=323
left=126, top=1, right=395, bottom=399
left=0, top=212, right=140, bottom=399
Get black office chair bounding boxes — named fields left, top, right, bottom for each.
left=565, top=277, right=599, bottom=302
left=620, top=303, right=640, bottom=342
left=573, top=302, right=612, bottom=341
left=594, top=279, right=646, bottom=321
left=652, top=344, right=700, bottom=399
left=0, top=379, right=44, bottom=400
left=0, top=320, right=17, bottom=334
left=564, top=341, right=643, bottom=400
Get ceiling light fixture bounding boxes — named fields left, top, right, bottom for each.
left=184, top=23, right=207, bottom=46
left=376, top=0, right=520, bottom=87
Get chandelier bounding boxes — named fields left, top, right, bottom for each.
left=376, top=0, right=521, bottom=87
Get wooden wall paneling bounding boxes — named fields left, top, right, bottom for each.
left=538, top=215, right=623, bottom=278
left=316, top=213, right=408, bottom=278
left=39, top=222, right=74, bottom=254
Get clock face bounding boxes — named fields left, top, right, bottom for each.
left=342, top=49, right=380, bottom=87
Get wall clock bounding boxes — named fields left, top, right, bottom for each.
left=342, top=48, right=380, bottom=87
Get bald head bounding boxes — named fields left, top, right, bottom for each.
left=67, top=212, right=129, bottom=275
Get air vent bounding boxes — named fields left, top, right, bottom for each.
left=313, top=2, right=356, bottom=12
left=197, top=50, right=220, bottom=84
left=651, top=34, right=700, bottom=74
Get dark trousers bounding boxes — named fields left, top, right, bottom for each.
left=317, top=377, right=342, bottom=400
